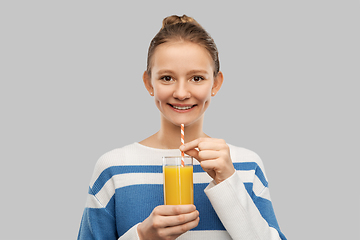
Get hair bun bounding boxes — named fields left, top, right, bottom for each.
left=161, top=14, right=200, bottom=29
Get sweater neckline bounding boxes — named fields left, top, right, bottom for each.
left=134, top=142, right=181, bottom=152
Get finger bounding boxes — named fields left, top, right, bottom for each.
left=162, top=209, right=199, bottom=228
left=180, top=138, right=227, bottom=152
left=197, top=150, right=220, bottom=161
left=199, top=159, right=218, bottom=170
left=179, top=138, right=202, bottom=152
left=198, top=140, right=227, bottom=151
left=159, top=216, right=200, bottom=237
left=160, top=204, right=197, bottom=216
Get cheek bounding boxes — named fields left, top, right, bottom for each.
left=153, top=86, right=172, bottom=105
left=194, top=87, right=212, bottom=104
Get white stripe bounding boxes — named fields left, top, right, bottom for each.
left=178, top=230, right=232, bottom=239
left=269, top=226, right=281, bottom=239
left=193, top=171, right=212, bottom=183
left=253, top=174, right=271, bottom=200
left=89, top=145, right=181, bottom=187
left=237, top=169, right=255, bottom=182
left=95, top=173, right=162, bottom=207
left=86, top=193, right=105, bottom=208
left=237, top=170, right=269, bottom=199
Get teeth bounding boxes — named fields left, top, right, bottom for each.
left=172, top=105, right=193, bottom=110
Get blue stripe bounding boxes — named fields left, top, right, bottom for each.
left=108, top=183, right=226, bottom=236
left=113, top=184, right=162, bottom=236
left=100, top=183, right=279, bottom=237
left=254, top=196, right=286, bottom=239
left=233, top=162, right=267, bottom=186
left=193, top=183, right=225, bottom=231
left=91, top=162, right=267, bottom=195
left=78, top=207, right=118, bottom=239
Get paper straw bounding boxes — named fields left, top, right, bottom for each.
left=181, top=124, right=185, bottom=167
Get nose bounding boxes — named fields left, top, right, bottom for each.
left=173, top=81, right=191, bottom=100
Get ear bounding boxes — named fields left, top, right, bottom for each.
left=211, top=71, right=224, bottom=96
left=143, top=71, right=154, bottom=96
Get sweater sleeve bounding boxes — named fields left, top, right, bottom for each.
left=204, top=171, right=286, bottom=240
left=118, top=224, right=140, bottom=240
left=78, top=187, right=142, bottom=240
left=77, top=187, right=118, bottom=240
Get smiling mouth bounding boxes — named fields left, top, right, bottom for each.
left=168, top=104, right=197, bottom=110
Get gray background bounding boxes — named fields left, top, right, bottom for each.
left=1, top=1, right=359, bottom=239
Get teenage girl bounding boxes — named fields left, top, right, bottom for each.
left=78, top=15, right=286, bottom=240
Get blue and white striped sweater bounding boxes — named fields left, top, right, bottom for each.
left=78, top=143, right=286, bottom=240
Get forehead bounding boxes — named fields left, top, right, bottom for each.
left=151, top=41, right=214, bottom=74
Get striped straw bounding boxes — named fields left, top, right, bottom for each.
left=181, top=124, right=185, bottom=167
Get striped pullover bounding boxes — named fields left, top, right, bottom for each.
left=78, top=143, right=286, bottom=240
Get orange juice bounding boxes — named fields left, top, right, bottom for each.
left=163, top=165, right=193, bottom=205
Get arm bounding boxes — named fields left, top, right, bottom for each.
left=181, top=138, right=286, bottom=240
left=205, top=171, right=285, bottom=240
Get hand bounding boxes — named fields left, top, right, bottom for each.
left=180, top=138, right=235, bottom=184
left=137, top=204, right=199, bottom=240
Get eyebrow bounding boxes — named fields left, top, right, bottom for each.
left=156, top=70, right=175, bottom=75
left=187, top=70, right=209, bottom=75
left=155, top=69, right=210, bottom=76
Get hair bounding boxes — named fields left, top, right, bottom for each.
left=146, top=15, right=220, bottom=77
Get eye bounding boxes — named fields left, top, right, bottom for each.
left=191, top=76, right=205, bottom=82
left=160, top=76, right=174, bottom=82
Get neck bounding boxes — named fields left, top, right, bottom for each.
left=151, top=116, right=208, bottom=149
left=139, top=114, right=210, bottom=149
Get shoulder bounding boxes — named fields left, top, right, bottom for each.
left=227, top=143, right=261, bottom=162
left=94, top=143, right=141, bottom=168
left=227, top=143, right=269, bottom=186
left=90, top=143, right=140, bottom=177
left=88, top=143, right=146, bottom=186
left=227, top=143, right=266, bottom=170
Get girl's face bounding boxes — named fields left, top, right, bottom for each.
left=144, top=41, right=223, bottom=127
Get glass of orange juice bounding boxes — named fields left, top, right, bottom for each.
left=163, top=156, right=193, bottom=205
